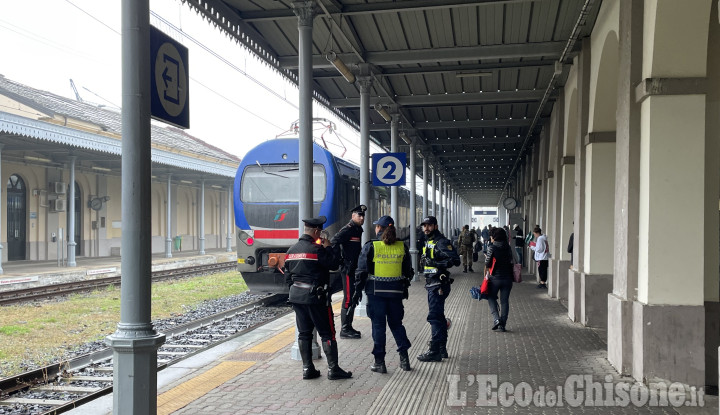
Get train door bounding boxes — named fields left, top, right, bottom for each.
left=72, top=182, right=82, bottom=256
left=7, top=174, right=26, bottom=261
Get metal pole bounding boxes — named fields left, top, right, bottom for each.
left=165, top=174, right=172, bottom=258
left=409, top=140, right=418, bottom=282
left=0, top=145, right=3, bottom=274
left=107, top=1, right=164, bottom=413
left=422, top=156, right=428, bottom=219
left=199, top=180, right=206, bottom=254
left=359, top=77, right=372, bottom=243
left=226, top=185, right=233, bottom=252
left=67, top=156, right=77, bottom=267
left=295, top=1, right=315, bottom=233
left=431, top=167, right=436, bottom=216
left=390, top=114, right=399, bottom=221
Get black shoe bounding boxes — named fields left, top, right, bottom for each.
left=537, top=283, right=544, bottom=289
left=350, top=327, right=362, bottom=337
left=417, top=342, right=442, bottom=362
left=491, top=320, right=501, bottom=331
left=468, top=267, right=474, bottom=273
left=370, top=357, right=387, bottom=374
left=498, top=325, right=506, bottom=332
left=340, top=329, right=361, bottom=339
left=299, top=339, right=320, bottom=379
left=303, top=367, right=321, bottom=379
left=439, top=343, right=449, bottom=359
left=399, top=350, right=411, bottom=371
left=322, top=340, right=353, bottom=380
left=463, top=267, right=467, bottom=273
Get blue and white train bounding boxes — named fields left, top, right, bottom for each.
left=233, top=138, right=422, bottom=293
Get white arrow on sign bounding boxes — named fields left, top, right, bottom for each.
left=375, top=155, right=404, bottom=185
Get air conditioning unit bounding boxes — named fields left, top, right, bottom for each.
left=51, top=199, right=67, bottom=212
left=53, top=182, right=67, bottom=194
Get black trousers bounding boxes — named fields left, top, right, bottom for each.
left=538, top=259, right=549, bottom=282
left=366, top=293, right=411, bottom=357
left=341, top=269, right=356, bottom=311
left=426, top=284, right=451, bottom=344
left=293, top=303, right=336, bottom=342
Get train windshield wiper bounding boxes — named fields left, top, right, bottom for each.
left=256, top=161, right=288, bottom=178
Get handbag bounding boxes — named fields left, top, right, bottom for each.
left=480, top=272, right=491, bottom=295
left=513, top=263, right=522, bottom=283
left=472, top=251, right=478, bottom=262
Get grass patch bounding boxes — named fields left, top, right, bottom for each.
left=0, top=271, right=247, bottom=378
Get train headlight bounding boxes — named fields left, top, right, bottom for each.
left=246, top=237, right=254, bottom=245
left=238, top=230, right=255, bottom=246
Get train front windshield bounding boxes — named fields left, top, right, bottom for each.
left=241, top=164, right=326, bottom=203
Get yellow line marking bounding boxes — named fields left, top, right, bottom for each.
left=245, top=326, right=296, bottom=354
left=157, top=361, right=255, bottom=415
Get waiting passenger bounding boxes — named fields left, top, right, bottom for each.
left=529, top=226, right=549, bottom=289
left=354, top=215, right=414, bottom=373
left=285, top=216, right=352, bottom=380
left=484, top=227, right=515, bottom=332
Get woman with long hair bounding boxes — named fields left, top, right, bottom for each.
left=484, top=227, right=514, bottom=332
left=354, top=216, right=414, bottom=373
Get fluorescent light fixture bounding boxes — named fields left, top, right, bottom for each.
left=374, top=104, right=392, bottom=122
left=211, top=185, right=223, bottom=189
left=400, top=132, right=412, bottom=145
left=92, top=166, right=111, bottom=172
left=455, top=71, right=493, bottom=78
left=180, top=180, right=193, bottom=184
left=325, top=51, right=355, bottom=84
left=24, top=155, right=51, bottom=163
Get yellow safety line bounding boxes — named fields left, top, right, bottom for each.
left=245, top=326, right=296, bottom=354
left=157, top=361, right=255, bottom=415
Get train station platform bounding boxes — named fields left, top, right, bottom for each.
left=71, top=270, right=719, bottom=415
left=0, top=249, right=237, bottom=292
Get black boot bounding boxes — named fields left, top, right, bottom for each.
left=322, top=340, right=352, bottom=380
left=463, top=266, right=467, bottom=273
left=299, top=339, right=320, bottom=379
left=468, top=265, right=474, bottom=273
left=346, top=308, right=361, bottom=337
left=399, top=350, right=411, bottom=371
left=370, top=355, right=387, bottom=374
left=340, top=308, right=361, bottom=339
left=439, top=341, right=449, bottom=359
left=416, top=341, right=442, bottom=362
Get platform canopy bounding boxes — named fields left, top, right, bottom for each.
left=185, top=0, right=600, bottom=205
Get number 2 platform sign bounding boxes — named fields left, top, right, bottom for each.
left=372, top=152, right=406, bottom=187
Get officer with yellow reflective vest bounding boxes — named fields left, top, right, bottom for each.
left=353, top=215, right=414, bottom=373
left=417, top=215, right=461, bottom=362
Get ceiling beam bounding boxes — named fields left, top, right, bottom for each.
left=241, top=0, right=539, bottom=21
left=313, top=61, right=558, bottom=79
left=425, top=137, right=525, bottom=146
left=369, top=118, right=538, bottom=131
left=330, top=90, right=545, bottom=108
left=278, top=42, right=566, bottom=69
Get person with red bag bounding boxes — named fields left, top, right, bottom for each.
left=484, top=227, right=515, bottom=332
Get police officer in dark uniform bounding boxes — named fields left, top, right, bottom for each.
left=329, top=204, right=366, bottom=339
left=417, top=216, right=461, bottom=362
left=354, top=215, right=414, bottom=373
left=285, top=216, right=352, bottom=380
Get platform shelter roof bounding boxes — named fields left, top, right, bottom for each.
left=183, top=0, right=600, bottom=205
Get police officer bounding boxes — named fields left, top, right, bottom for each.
left=354, top=215, right=413, bottom=373
left=330, top=204, right=366, bottom=339
left=417, top=216, right=460, bottom=362
left=285, top=216, right=352, bottom=380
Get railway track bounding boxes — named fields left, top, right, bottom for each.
left=0, top=262, right=237, bottom=306
left=0, top=293, right=288, bottom=415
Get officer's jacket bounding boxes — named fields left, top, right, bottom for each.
left=330, top=221, right=363, bottom=277
left=422, top=230, right=461, bottom=285
left=285, top=234, right=339, bottom=304
left=355, top=232, right=414, bottom=298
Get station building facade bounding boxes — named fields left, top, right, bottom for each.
left=0, top=75, right=239, bottom=263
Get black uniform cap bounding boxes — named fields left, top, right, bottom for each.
left=302, top=216, right=327, bottom=229
left=350, top=205, right=367, bottom=215
left=420, top=216, right=438, bottom=225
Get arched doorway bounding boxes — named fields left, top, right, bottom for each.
left=73, top=182, right=82, bottom=256
left=7, top=174, right=26, bottom=261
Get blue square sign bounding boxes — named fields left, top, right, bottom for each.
left=372, top=152, right=406, bottom=186
left=150, top=26, right=189, bottom=129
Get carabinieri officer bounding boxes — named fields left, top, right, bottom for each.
left=330, top=204, right=366, bottom=339
left=354, top=215, right=414, bottom=373
left=285, top=216, right=352, bottom=380
left=417, top=216, right=460, bottom=362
